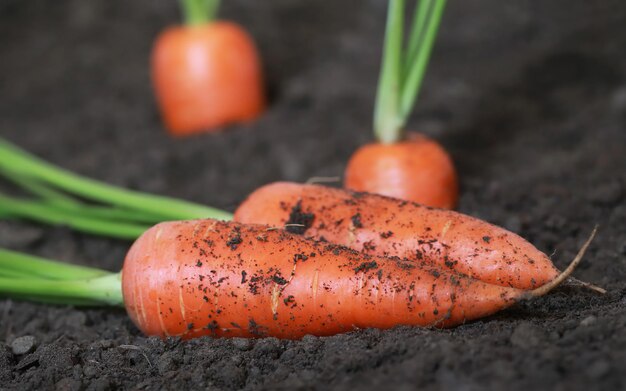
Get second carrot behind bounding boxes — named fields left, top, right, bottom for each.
left=344, top=0, right=457, bottom=209
left=152, top=0, right=266, bottom=136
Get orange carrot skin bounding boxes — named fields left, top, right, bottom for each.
left=151, top=22, right=266, bottom=136
left=234, top=182, right=561, bottom=290
left=122, top=220, right=522, bottom=339
left=344, top=133, right=458, bottom=209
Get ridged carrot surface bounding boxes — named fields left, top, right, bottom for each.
left=122, top=220, right=523, bottom=339
left=234, top=182, right=560, bottom=290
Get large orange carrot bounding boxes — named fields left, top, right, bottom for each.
left=235, top=182, right=560, bottom=290
left=0, top=220, right=595, bottom=340
left=121, top=219, right=571, bottom=339
left=152, top=1, right=266, bottom=136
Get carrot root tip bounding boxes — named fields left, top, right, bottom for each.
left=524, top=225, right=599, bottom=300
left=563, top=277, right=607, bottom=295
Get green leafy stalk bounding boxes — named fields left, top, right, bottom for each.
left=0, top=248, right=110, bottom=280
left=399, top=0, right=446, bottom=123
left=0, top=138, right=233, bottom=222
left=373, top=0, right=447, bottom=143
left=181, top=0, right=221, bottom=26
left=1, top=167, right=78, bottom=208
left=0, top=193, right=150, bottom=240
left=0, top=248, right=123, bottom=306
left=1, top=168, right=163, bottom=224
left=404, top=0, right=433, bottom=77
left=374, top=0, right=405, bottom=144
left=0, top=273, right=123, bottom=307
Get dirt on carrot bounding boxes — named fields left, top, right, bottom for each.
left=234, top=182, right=563, bottom=290
left=123, top=219, right=535, bottom=339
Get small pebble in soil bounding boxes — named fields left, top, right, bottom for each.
left=587, top=181, right=623, bottom=206
left=55, top=377, right=82, bottom=391
left=86, top=378, right=111, bottom=391
left=586, top=359, right=611, bottom=379
left=232, top=338, right=251, bottom=351
left=579, top=315, right=597, bottom=327
left=510, top=322, right=546, bottom=348
left=157, top=351, right=178, bottom=374
left=10, top=335, right=36, bottom=355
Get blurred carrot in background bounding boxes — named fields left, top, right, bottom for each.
left=152, top=0, right=266, bottom=136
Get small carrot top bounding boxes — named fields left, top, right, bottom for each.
left=180, top=0, right=221, bottom=26
left=374, top=0, right=447, bottom=144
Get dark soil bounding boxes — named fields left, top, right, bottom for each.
left=1, top=1, right=625, bottom=390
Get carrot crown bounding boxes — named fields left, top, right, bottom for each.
left=374, top=0, right=447, bottom=144
left=180, top=0, right=221, bottom=26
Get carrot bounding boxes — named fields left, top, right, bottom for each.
left=345, top=133, right=458, bottom=209
left=152, top=0, right=266, bottom=136
left=0, top=220, right=597, bottom=339
left=235, top=182, right=573, bottom=290
left=344, top=0, right=458, bottom=208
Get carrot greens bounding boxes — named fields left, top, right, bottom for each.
left=374, top=0, right=447, bottom=144
left=0, top=248, right=123, bottom=306
left=0, top=138, right=232, bottom=238
left=181, top=0, right=221, bottom=26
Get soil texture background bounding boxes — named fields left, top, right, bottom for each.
left=0, top=1, right=625, bottom=390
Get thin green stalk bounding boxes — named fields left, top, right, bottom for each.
left=181, top=0, right=220, bottom=26
left=0, top=168, right=163, bottom=224
left=404, top=0, right=433, bottom=77
left=0, top=248, right=110, bottom=280
left=0, top=273, right=123, bottom=307
left=1, top=167, right=77, bottom=208
left=48, top=201, right=169, bottom=225
left=399, top=0, right=446, bottom=123
left=0, top=269, right=35, bottom=279
left=0, top=194, right=150, bottom=240
left=0, top=204, right=12, bottom=218
left=0, top=139, right=233, bottom=221
left=3, top=294, right=118, bottom=307
left=374, top=0, right=405, bottom=144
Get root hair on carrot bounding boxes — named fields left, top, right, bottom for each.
left=524, top=226, right=599, bottom=300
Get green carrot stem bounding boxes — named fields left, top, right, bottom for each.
left=0, top=194, right=150, bottom=240
left=374, top=0, right=405, bottom=144
left=0, top=273, right=123, bottom=307
left=0, top=269, right=37, bottom=279
left=3, top=294, right=119, bottom=307
left=404, top=0, right=433, bottom=77
left=0, top=138, right=233, bottom=221
left=0, top=168, right=163, bottom=224
left=373, top=0, right=447, bottom=143
left=0, top=248, right=110, bottom=280
left=181, top=0, right=220, bottom=26
left=1, top=167, right=78, bottom=208
left=48, top=201, right=168, bottom=225
left=399, top=0, right=446, bottom=123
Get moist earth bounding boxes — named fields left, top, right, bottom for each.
left=1, top=1, right=625, bottom=390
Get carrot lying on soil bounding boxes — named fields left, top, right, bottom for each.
left=152, top=0, right=266, bottom=136
left=344, top=0, right=458, bottom=208
left=0, top=220, right=597, bottom=339
left=234, top=182, right=602, bottom=291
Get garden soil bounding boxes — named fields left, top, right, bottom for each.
left=1, top=1, right=625, bottom=390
